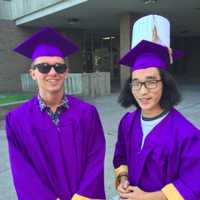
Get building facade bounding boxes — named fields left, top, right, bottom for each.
left=0, top=0, right=200, bottom=91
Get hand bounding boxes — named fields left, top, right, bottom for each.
left=119, top=186, right=147, bottom=200
left=117, top=175, right=130, bottom=199
left=119, top=186, right=167, bottom=200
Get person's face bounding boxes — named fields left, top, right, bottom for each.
left=131, top=67, right=163, bottom=116
left=30, top=56, right=68, bottom=94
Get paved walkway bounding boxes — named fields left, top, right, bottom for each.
left=0, top=82, right=200, bottom=199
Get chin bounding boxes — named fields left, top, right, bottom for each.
left=47, top=87, right=63, bottom=93
left=139, top=104, right=154, bottom=112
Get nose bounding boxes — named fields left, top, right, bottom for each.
left=139, top=84, right=148, bottom=94
left=48, top=66, right=57, bottom=75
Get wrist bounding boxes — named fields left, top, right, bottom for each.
left=119, top=173, right=128, bottom=182
left=144, top=191, right=167, bottom=200
left=116, top=173, right=128, bottom=188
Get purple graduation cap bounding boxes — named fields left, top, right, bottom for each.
left=14, top=27, right=80, bottom=60
left=118, top=40, right=183, bottom=71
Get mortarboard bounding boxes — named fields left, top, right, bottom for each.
left=118, top=40, right=183, bottom=71
left=14, top=27, right=79, bottom=60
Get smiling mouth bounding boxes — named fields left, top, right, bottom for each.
left=47, top=79, right=59, bottom=82
left=139, top=98, right=152, bottom=104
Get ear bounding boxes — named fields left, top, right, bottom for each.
left=29, top=68, right=37, bottom=80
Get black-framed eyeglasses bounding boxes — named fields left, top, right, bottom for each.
left=130, top=79, right=162, bottom=90
left=33, top=63, right=68, bottom=74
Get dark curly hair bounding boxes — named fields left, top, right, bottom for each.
left=118, top=69, right=182, bottom=110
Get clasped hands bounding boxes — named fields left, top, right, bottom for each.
left=117, top=176, right=147, bottom=200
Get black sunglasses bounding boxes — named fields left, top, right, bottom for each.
left=33, top=63, right=68, bottom=74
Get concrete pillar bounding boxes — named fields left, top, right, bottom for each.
left=119, top=13, right=132, bottom=88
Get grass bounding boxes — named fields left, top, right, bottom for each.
left=0, top=93, right=34, bottom=105
left=0, top=92, right=34, bottom=120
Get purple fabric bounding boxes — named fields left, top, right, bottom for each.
left=32, top=43, right=64, bottom=60
left=113, top=108, right=200, bottom=200
left=5, top=96, right=105, bottom=200
left=133, top=52, right=167, bottom=70
left=118, top=40, right=183, bottom=71
left=14, top=27, right=80, bottom=60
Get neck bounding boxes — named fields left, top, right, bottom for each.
left=39, top=90, right=64, bottom=110
left=141, top=107, right=164, bottom=118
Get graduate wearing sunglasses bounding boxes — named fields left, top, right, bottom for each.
left=5, top=27, right=106, bottom=200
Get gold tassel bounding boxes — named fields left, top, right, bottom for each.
left=168, top=47, right=173, bottom=64
left=152, top=25, right=159, bottom=42
left=152, top=24, right=173, bottom=64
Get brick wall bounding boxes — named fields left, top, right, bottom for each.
left=0, top=20, right=33, bottom=92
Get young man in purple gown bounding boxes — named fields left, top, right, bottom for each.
left=5, top=27, right=106, bottom=200
left=113, top=15, right=200, bottom=200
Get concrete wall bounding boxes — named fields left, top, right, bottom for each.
left=11, top=0, right=88, bottom=26
left=0, top=1, right=12, bottom=19
left=11, top=0, right=65, bottom=19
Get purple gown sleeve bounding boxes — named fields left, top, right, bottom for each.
left=163, top=129, right=200, bottom=200
left=74, top=107, right=106, bottom=199
left=113, top=112, right=128, bottom=169
left=113, top=114, right=129, bottom=186
left=5, top=113, right=56, bottom=200
left=113, top=115, right=128, bottom=168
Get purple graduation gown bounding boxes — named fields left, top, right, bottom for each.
left=5, top=95, right=106, bottom=200
left=113, top=108, right=200, bottom=200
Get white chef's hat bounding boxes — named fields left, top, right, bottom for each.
left=132, top=15, right=170, bottom=48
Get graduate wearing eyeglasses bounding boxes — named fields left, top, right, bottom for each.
left=5, top=27, right=106, bottom=200
left=113, top=15, right=200, bottom=200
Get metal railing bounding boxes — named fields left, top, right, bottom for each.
left=20, top=72, right=110, bottom=97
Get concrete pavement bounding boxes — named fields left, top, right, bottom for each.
left=0, top=82, right=200, bottom=200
